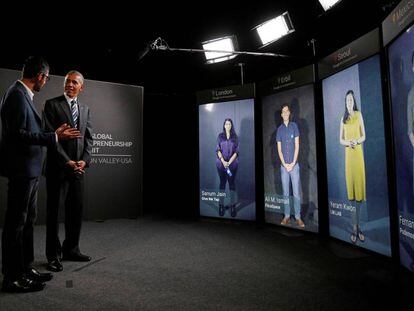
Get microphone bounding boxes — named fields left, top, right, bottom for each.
left=137, top=38, right=162, bottom=61
left=150, top=37, right=168, bottom=51
left=150, top=37, right=162, bottom=50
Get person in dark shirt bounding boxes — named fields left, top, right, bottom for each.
left=276, top=104, right=304, bottom=228
left=216, top=118, right=239, bottom=217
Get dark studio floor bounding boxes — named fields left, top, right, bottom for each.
left=0, top=217, right=413, bottom=311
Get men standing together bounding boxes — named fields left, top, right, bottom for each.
left=0, top=57, right=93, bottom=293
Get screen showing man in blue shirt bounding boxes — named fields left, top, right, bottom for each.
left=276, top=104, right=304, bottom=228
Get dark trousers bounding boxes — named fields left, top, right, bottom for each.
left=2, top=177, right=39, bottom=280
left=218, top=168, right=237, bottom=191
left=46, top=172, right=84, bottom=261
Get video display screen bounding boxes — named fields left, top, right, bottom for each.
left=322, top=54, right=391, bottom=256
left=199, top=99, right=256, bottom=220
left=388, top=25, right=414, bottom=270
left=262, top=84, right=318, bottom=232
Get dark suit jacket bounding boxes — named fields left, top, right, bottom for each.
left=0, top=81, right=56, bottom=178
left=43, top=95, right=93, bottom=177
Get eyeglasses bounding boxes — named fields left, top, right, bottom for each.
left=42, top=73, right=51, bottom=82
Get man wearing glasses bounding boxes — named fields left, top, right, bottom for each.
left=0, top=56, right=81, bottom=292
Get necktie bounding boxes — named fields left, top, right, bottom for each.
left=71, top=99, right=78, bottom=128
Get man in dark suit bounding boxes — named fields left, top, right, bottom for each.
left=43, top=70, right=93, bottom=272
left=0, top=56, right=81, bottom=293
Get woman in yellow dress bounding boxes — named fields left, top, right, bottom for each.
left=339, top=90, right=366, bottom=244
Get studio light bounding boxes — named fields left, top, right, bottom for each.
left=254, top=12, right=295, bottom=48
left=202, top=35, right=238, bottom=64
left=318, top=0, right=342, bottom=11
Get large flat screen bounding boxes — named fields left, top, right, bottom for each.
left=388, top=25, right=414, bottom=271
left=199, top=99, right=256, bottom=220
left=262, top=84, right=318, bottom=232
left=322, top=55, right=391, bottom=256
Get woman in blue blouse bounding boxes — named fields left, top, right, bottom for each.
left=216, top=118, right=239, bottom=217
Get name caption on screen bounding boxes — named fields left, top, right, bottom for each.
left=329, top=201, right=356, bottom=217
left=400, top=215, right=414, bottom=241
left=200, top=191, right=226, bottom=202
left=264, top=195, right=289, bottom=211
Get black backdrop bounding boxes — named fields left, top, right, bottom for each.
left=0, top=69, right=143, bottom=225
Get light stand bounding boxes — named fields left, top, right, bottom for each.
left=148, top=37, right=291, bottom=59
left=142, top=37, right=294, bottom=85
left=235, top=63, right=245, bottom=85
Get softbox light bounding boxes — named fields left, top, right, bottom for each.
left=202, top=35, right=238, bottom=64
left=318, top=0, right=342, bottom=11
left=254, top=12, right=295, bottom=48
